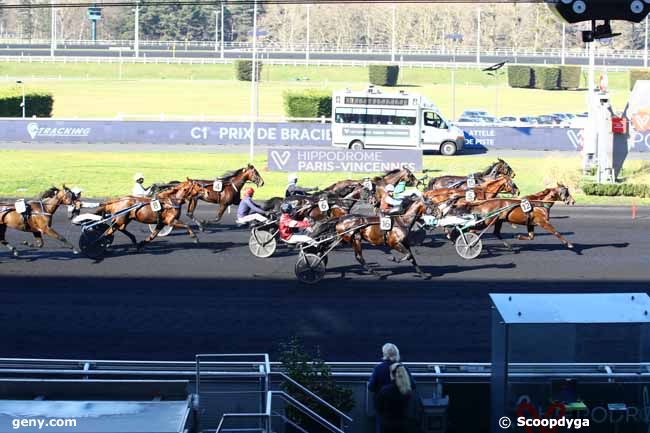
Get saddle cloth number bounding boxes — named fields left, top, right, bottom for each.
left=318, top=199, right=330, bottom=212
left=15, top=199, right=27, bottom=214
left=466, top=190, right=476, bottom=202
left=466, top=176, right=477, bottom=188
left=380, top=217, right=392, bottom=231
left=213, top=180, right=223, bottom=192
left=520, top=199, right=533, bottom=213
left=150, top=199, right=162, bottom=212
left=363, top=180, right=373, bottom=190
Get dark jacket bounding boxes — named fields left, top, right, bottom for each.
left=285, top=183, right=315, bottom=198
left=376, top=383, right=412, bottom=433
left=368, top=360, right=416, bottom=397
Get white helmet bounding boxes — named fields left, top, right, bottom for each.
left=385, top=184, right=396, bottom=193
left=71, top=187, right=83, bottom=195
left=288, top=173, right=298, bottom=183
left=133, top=172, right=144, bottom=182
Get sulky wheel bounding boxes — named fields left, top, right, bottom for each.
left=295, top=253, right=327, bottom=284
left=79, top=223, right=114, bottom=259
left=248, top=229, right=277, bottom=258
left=148, top=224, right=174, bottom=237
left=455, top=232, right=482, bottom=260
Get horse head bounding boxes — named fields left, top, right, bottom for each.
left=60, top=185, right=83, bottom=219
left=244, top=164, right=265, bottom=187
left=557, top=183, right=575, bottom=205
left=496, top=159, right=515, bottom=178
left=504, top=177, right=520, bottom=196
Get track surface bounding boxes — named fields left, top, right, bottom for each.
left=0, top=205, right=648, bottom=362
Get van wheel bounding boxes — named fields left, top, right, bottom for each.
left=440, top=141, right=457, bottom=156
left=349, top=140, right=364, bottom=151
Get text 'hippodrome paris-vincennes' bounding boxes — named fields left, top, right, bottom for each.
left=295, top=150, right=417, bottom=172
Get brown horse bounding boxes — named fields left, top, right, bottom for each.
left=427, top=159, right=515, bottom=190
left=187, top=164, right=264, bottom=230
left=0, top=186, right=82, bottom=256
left=452, top=184, right=576, bottom=250
left=288, top=195, right=355, bottom=222
left=95, top=180, right=198, bottom=250
left=334, top=197, right=431, bottom=277
left=423, top=176, right=519, bottom=205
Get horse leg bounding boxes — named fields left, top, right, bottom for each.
left=493, top=220, right=513, bottom=250
left=187, top=199, right=204, bottom=232
left=392, top=241, right=426, bottom=277
left=138, top=222, right=164, bottom=250
left=536, top=219, right=574, bottom=249
left=107, top=222, right=138, bottom=248
left=40, top=226, right=79, bottom=255
left=0, top=225, right=19, bottom=257
left=516, top=223, right=536, bottom=241
left=352, top=235, right=382, bottom=277
left=171, top=220, right=199, bottom=244
left=213, top=205, right=227, bottom=223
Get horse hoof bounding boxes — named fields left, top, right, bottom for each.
left=21, top=240, right=29, bottom=246
left=198, top=227, right=205, bottom=233
left=193, top=238, right=200, bottom=244
left=72, top=249, right=80, bottom=255
left=567, top=243, right=574, bottom=249
left=11, top=249, right=19, bottom=257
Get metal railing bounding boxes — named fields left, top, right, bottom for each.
left=0, top=38, right=647, bottom=59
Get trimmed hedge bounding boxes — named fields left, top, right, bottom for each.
left=235, top=60, right=263, bottom=81
left=368, top=64, right=400, bottom=86
left=283, top=89, right=332, bottom=119
left=532, top=66, right=561, bottom=90
left=559, top=65, right=581, bottom=90
left=507, top=65, right=533, bottom=88
left=507, top=65, right=581, bottom=90
left=582, top=182, right=650, bottom=198
left=0, top=88, right=53, bottom=117
left=629, top=69, right=650, bottom=91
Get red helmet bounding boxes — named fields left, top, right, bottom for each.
left=245, top=187, right=255, bottom=196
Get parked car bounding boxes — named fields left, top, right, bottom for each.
left=536, top=115, right=561, bottom=125
left=499, top=116, right=518, bottom=126
left=519, top=116, right=539, bottom=125
left=481, top=116, right=501, bottom=125
left=460, top=110, right=490, bottom=119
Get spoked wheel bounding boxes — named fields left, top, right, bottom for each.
left=455, top=231, right=483, bottom=260
left=295, top=253, right=327, bottom=284
left=148, top=224, right=174, bottom=237
left=248, top=230, right=277, bottom=258
left=79, top=223, right=114, bottom=259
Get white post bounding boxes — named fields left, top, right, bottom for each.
left=476, top=8, right=481, bottom=65
left=643, top=15, right=650, bottom=68
left=588, top=41, right=595, bottom=93
left=215, top=10, right=219, bottom=52
left=306, top=4, right=311, bottom=66
left=391, top=3, right=396, bottom=63
left=134, top=1, right=140, bottom=58
left=50, top=0, right=56, bottom=57
left=249, top=0, right=258, bottom=162
left=221, top=3, right=225, bottom=59
left=20, top=81, right=25, bottom=118
left=562, top=23, right=566, bottom=65
left=451, top=69, right=456, bottom=121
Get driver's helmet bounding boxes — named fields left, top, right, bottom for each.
left=244, top=187, right=255, bottom=197
left=133, top=172, right=144, bottom=182
left=288, top=173, right=298, bottom=183
left=395, top=181, right=407, bottom=195
left=385, top=184, right=396, bottom=194
left=280, top=203, right=294, bottom=214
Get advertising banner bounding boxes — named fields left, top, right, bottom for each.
left=267, top=148, right=423, bottom=172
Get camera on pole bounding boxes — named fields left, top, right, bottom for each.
left=545, top=0, right=650, bottom=42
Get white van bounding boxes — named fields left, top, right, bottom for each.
left=331, top=87, right=465, bottom=155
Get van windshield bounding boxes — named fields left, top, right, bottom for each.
left=424, top=112, right=446, bottom=129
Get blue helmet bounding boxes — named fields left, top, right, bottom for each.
left=281, top=203, right=293, bottom=214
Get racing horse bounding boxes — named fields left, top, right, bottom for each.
left=95, top=180, right=199, bottom=250
left=263, top=166, right=418, bottom=214
left=451, top=184, right=576, bottom=250
left=186, top=164, right=264, bottom=230
left=427, top=159, right=515, bottom=190
left=0, top=186, right=82, bottom=257
left=334, top=197, right=433, bottom=278
left=423, top=176, right=520, bottom=205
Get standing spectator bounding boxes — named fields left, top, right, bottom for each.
left=368, top=344, right=415, bottom=433
left=376, top=364, right=413, bottom=433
